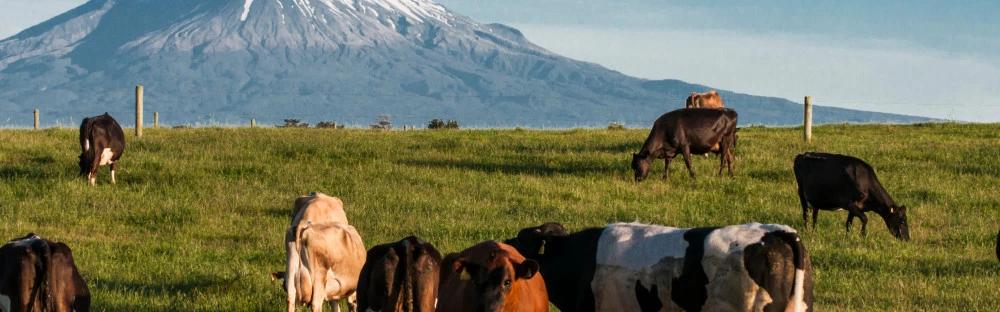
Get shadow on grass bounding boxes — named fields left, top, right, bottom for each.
left=94, top=273, right=248, bottom=311
left=401, top=158, right=615, bottom=177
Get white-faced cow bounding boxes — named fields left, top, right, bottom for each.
left=357, top=236, right=442, bottom=312
left=0, top=234, right=90, bottom=312
left=505, top=222, right=813, bottom=312
left=78, top=113, right=125, bottom=186
left=437, top=241, right=548, bottom=312
left=793, top=152, right=910, bottom=240
left=632, top=108, right=738, bottom=182
left=272, top=192, right=367, bottom=312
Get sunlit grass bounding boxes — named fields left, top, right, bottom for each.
left=0, top=123, right=997, bottom=311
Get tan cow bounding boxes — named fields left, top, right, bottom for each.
left=685, top=90, right=725, bottom=109
left=274, top=192, right=367, bottom=312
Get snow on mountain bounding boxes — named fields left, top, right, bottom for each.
left=0, top=0, right=929, bottom=126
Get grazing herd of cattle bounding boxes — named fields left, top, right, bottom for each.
left=1, top=99, right=996, bottom=312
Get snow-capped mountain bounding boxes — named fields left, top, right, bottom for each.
left=0, top=0, right=927, bottom=126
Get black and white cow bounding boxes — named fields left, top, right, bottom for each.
left=793, top=152, right=910, bottom=240
left=79, top=113, right=125, bottom=186
left=0, top=234, right=91, bottom=312
left=506, top=222, right=813, bottom=312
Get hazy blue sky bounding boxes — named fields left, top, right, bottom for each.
left=2, top=0, right=998, bottom=121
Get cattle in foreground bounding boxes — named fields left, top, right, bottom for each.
left=793, top=152, right=910, bottom=240
left=272, top=192, right=366, bottom=312
left=505, top=222, right=813, bottom=312
left=78, top=113, right=125, bottom=186
left=685, top=90, right=725, bottom=109
left=632, top=108, right=738, bottom=182
left=437, top=241, right=548, bottom=312
left=0, top=233, right=90, bottom=312
left=357, top=236, right=442, bottom=312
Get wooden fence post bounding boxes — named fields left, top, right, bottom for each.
left=136, top=85, right=144, bottom=137
left=803, top=96, right=813, bottom=142
left=153, top=112, right=159, bottom=129
left=33, top=109, right=39, bottom=129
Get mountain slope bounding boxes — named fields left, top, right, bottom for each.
left=0, top=0, right=930, bottom=127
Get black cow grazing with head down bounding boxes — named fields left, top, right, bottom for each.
left=0, top=234, right=91, bottom=312
left=79, top=113, right=125, bottom=186
left=632, top=108, right=738, bottom=182
left=793, top=152, right=910, bottom=240
left=506, top=222, right=813, bottom=312
left=357, top=236, right=442, bottom=312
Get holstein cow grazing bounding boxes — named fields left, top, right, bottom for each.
left=357, top=236, right=442, bottom=312
left=793, top=152, right=910, bottom=240
left=505, top=222, right=813, bottom=312
left=272, top=193, right=367, bottom=312
left=78, top=113, right=125, bottom=186
left=0, top=234, right=91, bottom=312
left=685, top=90, right=725, bottom=109
left=632, top=108, right=738, bottom=182
left=437, top=241, right=548, bottom=312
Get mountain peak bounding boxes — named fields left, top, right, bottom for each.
left=0, top=0, right=930, bottom=127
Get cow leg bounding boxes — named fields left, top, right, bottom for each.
left=812, top=207, right=820, bottom=229
left=858, top=212, right=869, bottom=236
left=726, top=146, right=735, bottom=176
left=681, top=145, right=695, bottom=179
left=717, top=149, right=725, bottom=176
left=110, top=163, right=117, bottom=184
left=286, top=242, right=300, bottom=312
left=845, top=213, right=854, bottom=233
left=329, top=299, right=341, bottom=312
left=850, top=203, right=869, bottom=236
left=347, top=292, right=358, bottom=312
left=663, top=156, right=672, bottom=179
left=798, top=191, right=809, bottom=228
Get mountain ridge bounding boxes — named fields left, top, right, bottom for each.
left=0, top=0, right=931, bottom=127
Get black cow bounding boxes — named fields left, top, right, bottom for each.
left=505, top=222, right=813, bottom=312
left=79, top=113, right=125, bottom=186
left=0, top=234, right=91, bottom=312
left=357, top=236, right=442, bottom=312
left=793, top=152, right=910, bottom=240
left=631, top=108, right=738, bottom=182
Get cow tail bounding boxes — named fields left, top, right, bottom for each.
left=26, top=239, right=52, bottom=311
left=775, top=231, right=808, bottom=312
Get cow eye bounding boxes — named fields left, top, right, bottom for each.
left=503, top=280, right=512, bottom=288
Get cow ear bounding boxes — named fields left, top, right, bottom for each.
left=516, top=259, right=539, bottom=279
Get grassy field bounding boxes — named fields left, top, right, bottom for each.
left=1, top=123, right=998, bottom=311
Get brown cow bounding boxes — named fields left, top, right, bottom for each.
left=632, top=108, right=738, bottom=182
left=438, top=241, right=547, bottom=312
left=685, top=90, right=725, bottom=109
left=0, top=234, right=90, bottom=312
left=272, top=192, right=367, bottom=312
left=357, top=236, right=442, bottom=312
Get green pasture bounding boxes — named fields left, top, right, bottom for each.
left=0, top=123, right=997, bottom=311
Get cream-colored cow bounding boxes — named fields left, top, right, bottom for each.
left=274, top=193, right=367, bottom=312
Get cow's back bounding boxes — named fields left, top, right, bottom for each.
left=80, top=114, right=125, bottom=157
left=290, top=193, right=348, bottom=229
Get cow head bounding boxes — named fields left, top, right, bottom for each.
left=505, top=222, right=568, bottom=259
left=632, top=153, right=651, bottom=182
left=443, top=242, right=540, bottom=312
left=884, top=205, right=910, bottom=240
left=78, top=153, right=91, bottom=176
